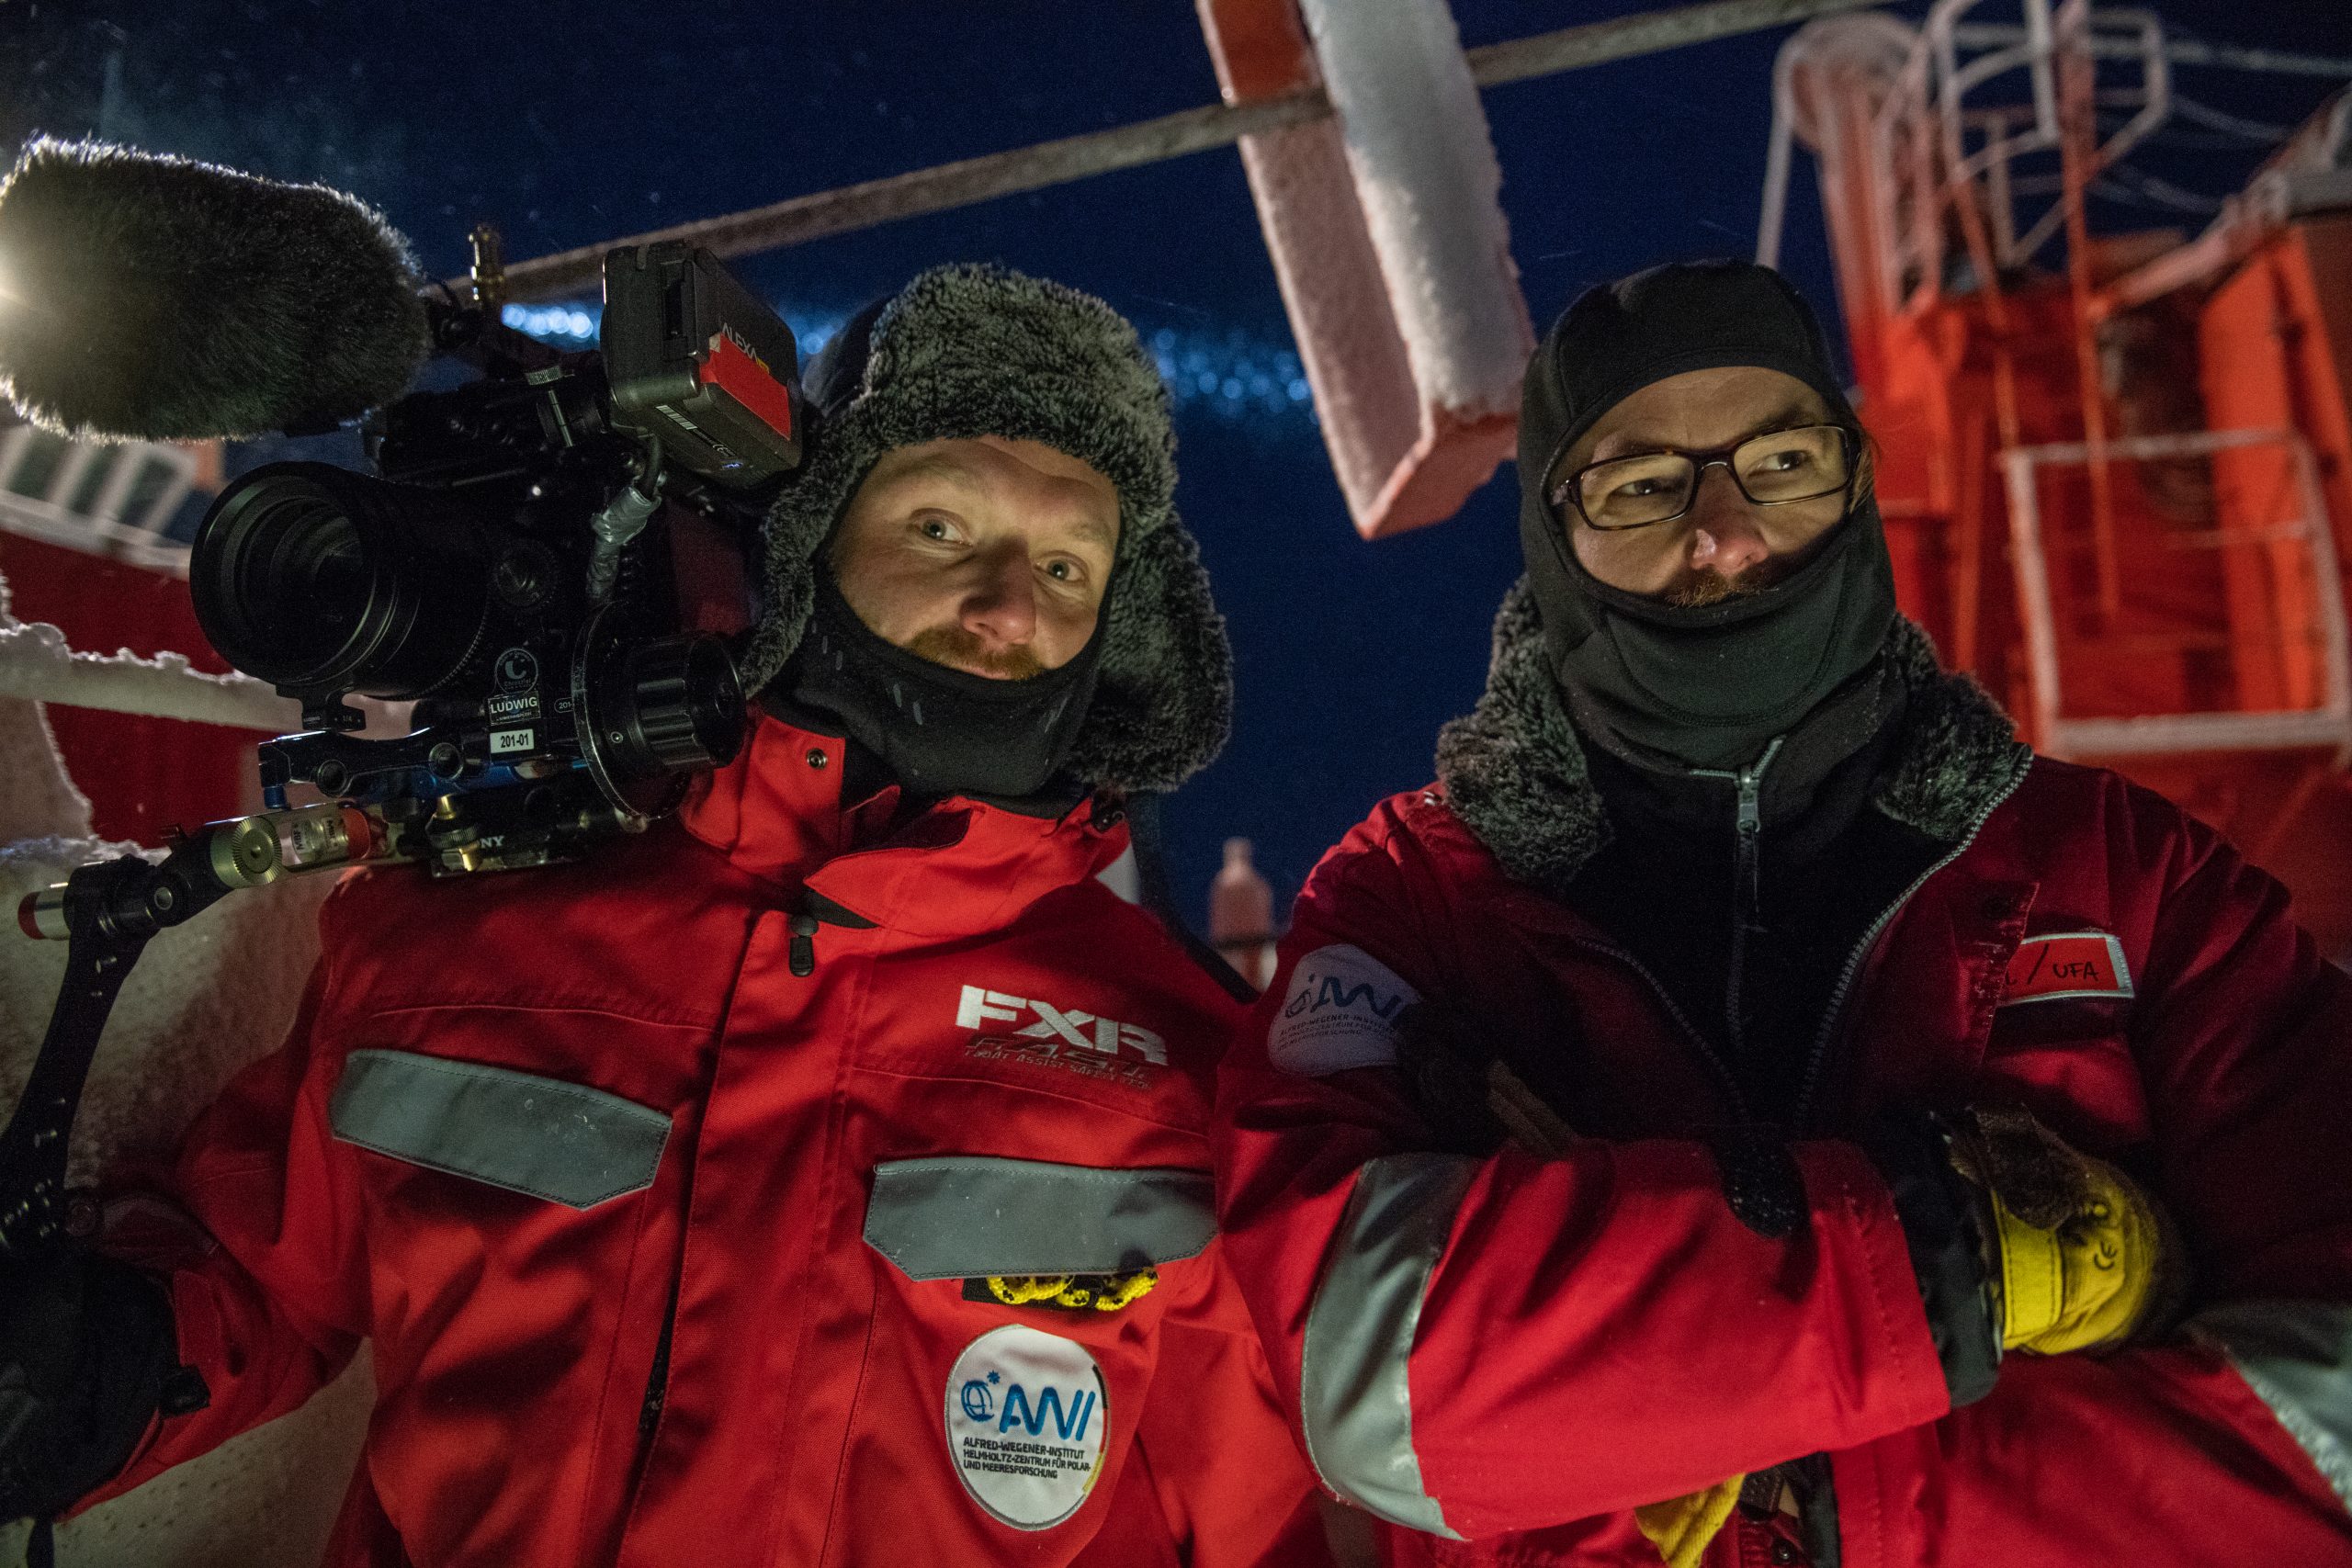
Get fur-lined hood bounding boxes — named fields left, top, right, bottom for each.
left=737, top=265, right=1230, bottom=797
left=1435, top=578, right=2031, bottom=897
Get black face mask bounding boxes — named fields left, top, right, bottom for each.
left=1514, top=260, right=1900, bottom=772
left=776, top=572, right=1106, bottom=801
left=1525, top=490, right=1898, bottom=771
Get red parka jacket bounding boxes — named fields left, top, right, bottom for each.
left=87, top=712, right=1327, bottom=1568
left=1216, top=596, right=2352, bottom=1566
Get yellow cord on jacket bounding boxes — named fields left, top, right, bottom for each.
left=985, top=1269, right=1158, bottom=1312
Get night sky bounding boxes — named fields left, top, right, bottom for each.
left=2, top=1, right=2346, bottom=928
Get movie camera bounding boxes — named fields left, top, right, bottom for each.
left=193, top=233, right=803, bottom=874
left=1, top=175, right=807, bottom=1252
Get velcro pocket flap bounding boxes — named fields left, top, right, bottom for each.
left=864, top=1156, right=1215, bottom=1282
left=330, top=1049, right=670, bottom=1210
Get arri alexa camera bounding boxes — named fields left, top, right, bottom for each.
left=193, top=234, right=801, bottom=874
left=0, top=140, right=808, bottom=1257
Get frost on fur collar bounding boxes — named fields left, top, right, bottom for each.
left=741, top=264, right=1230, bottom=796
left=1434, top=578, right=2032, bottom=897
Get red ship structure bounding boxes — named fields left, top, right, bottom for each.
left=1759, top=0, right=2352, bottom=951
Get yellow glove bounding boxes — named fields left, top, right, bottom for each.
left=1948, top=1108, right=2182, bottom=1356
left=1634, top=1477, right=1743, bottom=1568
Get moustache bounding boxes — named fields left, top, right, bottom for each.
left=1661, top=551, right=1804, bottom=608
left=904, top=623, right=1047, bottom=680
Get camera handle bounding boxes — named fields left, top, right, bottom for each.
left=2, top=809, right=377, bottom=1258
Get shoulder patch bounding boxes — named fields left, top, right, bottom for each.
left=1268, top=944, right=1419, bottom=1076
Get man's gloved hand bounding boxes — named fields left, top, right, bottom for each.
left=1392, top=1002, right=1581, bottom=1157
left=0, top=1248, right=187, bottom=1522
left=1945, top=1107, right=2185, bottom=1357
left=1634, top=1477, right=1743, bottom=1568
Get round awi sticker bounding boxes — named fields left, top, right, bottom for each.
left=944, top=1324, right=1109, bottom=1530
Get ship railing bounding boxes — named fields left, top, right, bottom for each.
left=0, top=424, right=197, bottom=578
left=2000, top=427, right=2352, bottom=762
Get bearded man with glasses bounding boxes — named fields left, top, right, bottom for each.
left=1215, top=260, right=2352, bottom=1568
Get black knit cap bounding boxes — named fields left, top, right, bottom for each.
left=1521, top=258, right=1857, bottom=497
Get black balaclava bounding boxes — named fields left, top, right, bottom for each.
left=774, top=295, right=1110, bottom=801
left=1518, top=259, right=1897, bottom=771
left=786, top=572, right=1106, bottom=800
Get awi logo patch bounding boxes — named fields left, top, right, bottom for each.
left=944, top=1324, right=1109, bottom=1530
left=1267, top=943, right=1420, bottom=1076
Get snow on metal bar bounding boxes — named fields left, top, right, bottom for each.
left=1201, top=0, right=1531, bottom=536
left=481, top=0, right=1878, bottom=306
left=0, top=621, right=298, bottom=730
left=1295, top=0, right=1531, bottom=423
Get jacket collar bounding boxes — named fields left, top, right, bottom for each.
left=679, top=708, right=1129, bottom=937
left=1434, top=577, right=2031, bottom=898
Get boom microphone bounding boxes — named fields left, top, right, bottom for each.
left=0, top=137, right=435, bottom=441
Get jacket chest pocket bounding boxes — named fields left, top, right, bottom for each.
left=863, top=1156, right=1215, bottom=1286
left=813, top=1157, right=1215, bottom=1558
left=326, top=1047, right=681, bottom=1475
left=331, top=1048, right=672, bottom=1209
left=1977, top=1000, right=2152, bottom=1149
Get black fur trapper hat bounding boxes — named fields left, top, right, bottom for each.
left=739, top=264, right=1232, bottom=796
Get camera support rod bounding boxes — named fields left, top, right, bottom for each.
left=1, top=811, right=377, bottom=1258
left=477, top=0, right=1880, bottom=304
left=0, top=827, right=264, bottom=1257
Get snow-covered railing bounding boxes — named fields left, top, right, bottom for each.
left=0, top=621, right=299, bottom=731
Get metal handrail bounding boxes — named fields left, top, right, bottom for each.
left=1999, top=428, right=2352, bottom=761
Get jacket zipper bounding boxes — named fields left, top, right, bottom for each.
left=1690, top=738, right=1782, bottom=1063
left=1791, top=760, right=2032, bottom=1127
left=636, top=1286, right=677, bottom=1449
left=786, top=888, right=879, bottom=976
left=638, top=891, right=880, bottom=1472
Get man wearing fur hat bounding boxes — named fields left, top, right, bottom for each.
left=1, top=265, right=1327, bottom=1566
left=1215, top=261, right=2352, bottom=1566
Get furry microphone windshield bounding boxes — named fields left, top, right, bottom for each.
left=0, top=138, right=435, bottom=442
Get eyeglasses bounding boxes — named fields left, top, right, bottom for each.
left=1548, top=424, right=1858, bottom=532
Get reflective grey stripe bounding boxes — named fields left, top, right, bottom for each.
left=1299, top=1152, right=1476, bottom=1540
left=863, top=1157, right=1215, bottom=1281
left=329, top=1049, right=670, bottom=1210
left=2190, top=1298, right=2352, bottom=1512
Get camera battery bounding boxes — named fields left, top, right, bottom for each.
left=603, top=243, right=804, bottom=488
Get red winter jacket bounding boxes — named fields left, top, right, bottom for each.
left=88, top=711, right=1326, bottom=1568
left=1215, top=600, right=2352, bottom=1566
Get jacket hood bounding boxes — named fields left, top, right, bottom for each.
left=1434, top=578, right=2031, bottom=897
left=738, top=264, right=1231, bottom=796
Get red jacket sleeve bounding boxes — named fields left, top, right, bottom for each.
left=1074, top=1240, right=1334, bottom=1568
left=86, top=946, right=370, bottom=1506
left=1840, top=791, right=2352, bottom=1564
left=1211, top=807, right=1951, bottom=1542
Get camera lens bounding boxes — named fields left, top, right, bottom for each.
left=190, top=462, right=493, bottom=698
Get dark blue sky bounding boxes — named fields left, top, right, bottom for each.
left=3, top=1, right=2345, bottom=926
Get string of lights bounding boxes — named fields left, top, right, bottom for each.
left=500, top=303, right=1316, bottom=424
